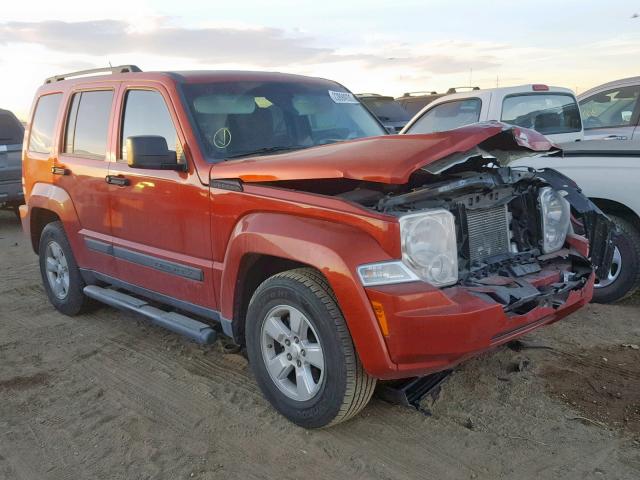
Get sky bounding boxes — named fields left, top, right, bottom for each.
left=1, top=0, right=639, bottom=120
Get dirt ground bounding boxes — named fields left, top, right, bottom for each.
left=1, top=210, right=639, bottom=480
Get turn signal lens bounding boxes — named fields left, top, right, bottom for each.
left=371, top=301, right=389, bottom=336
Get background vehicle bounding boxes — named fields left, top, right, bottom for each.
left=395, top=87, right=479, bottom=118
left=402, top=84, right=583, bottom=144
left=0, top=108, right=24, bottom=218
left=511, top=139, right=640, bottom=303
left=578, top=76, right=640, bottom=142
left=21, top=66, right=611, bottom=428
left=356, top=93, right=410, bottom=132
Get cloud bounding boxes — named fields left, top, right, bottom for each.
left=0, top=19, right=498, bottom=73
left=0, top=20, right=331, bottom=65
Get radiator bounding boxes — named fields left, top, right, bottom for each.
left=466, top=204, right=511, bottom=263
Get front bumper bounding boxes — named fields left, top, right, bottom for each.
left=364, top=252, right=593, bottom=380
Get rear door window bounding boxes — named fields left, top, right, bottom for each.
left=501, top=93, right=581, bottom=134
left=407, top=99, right=481, bottom=134
left=579, top=86, right=640, bottom=129
left=29, top=93, right=62, bottom=154
left=64, top=90, right=114, bottom=158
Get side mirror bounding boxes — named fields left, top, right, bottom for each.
left=126, top=136, right=181, bottom=170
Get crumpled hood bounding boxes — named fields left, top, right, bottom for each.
left=210, top=121, right=555, bottom=185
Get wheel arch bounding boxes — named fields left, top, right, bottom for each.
left=590, top=197, right=640, bottom=231
left=220, top=212, right=398, bottom=377
left=25, top=183, right=80, bottom=254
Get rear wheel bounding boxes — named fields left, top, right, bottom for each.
left=39, top=221, right=92, bottom=315
left=246, top=268, right=376, bottom=428
left=593, top=215, right=640, bottom=303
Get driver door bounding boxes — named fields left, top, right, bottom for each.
left=107, top=84, right=217, bottom=311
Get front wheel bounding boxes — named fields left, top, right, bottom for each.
left=246, top=268, right=376, bottom=428
left=593, top=215, right=640, bottom=303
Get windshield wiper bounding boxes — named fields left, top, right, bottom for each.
left=225, top=145, right=310, bottom=160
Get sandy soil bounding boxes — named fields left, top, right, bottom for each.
left=1, top=209, right=639, bottom=480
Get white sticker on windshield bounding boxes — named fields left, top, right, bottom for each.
left=328, top=90, right=359, bottom=104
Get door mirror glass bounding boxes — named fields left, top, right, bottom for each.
left=126, top=135, right=180, bottom=170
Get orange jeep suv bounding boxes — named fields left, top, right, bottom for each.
left=21, top=65, right=614, bottom=428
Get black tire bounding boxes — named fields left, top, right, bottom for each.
left=593, top=215, right=640, bottom=303
left=246, top=268, right=376, bottom=428
left=38, top=221, right=92, bottom=315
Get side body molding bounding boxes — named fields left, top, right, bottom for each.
left=219, top=212, right=399, bottom=377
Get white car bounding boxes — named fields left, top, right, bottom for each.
left=511, top=140, right=640, bottom=303
left=578, top=76, right=640, bottom=142
left=402, top=84, right=583, bottom=144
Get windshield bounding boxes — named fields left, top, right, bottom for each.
left=501, top=93, right=581, bottom=135
left=182, top=81, right=386, bottom=160
left=360, top=97, right=410, bottom=123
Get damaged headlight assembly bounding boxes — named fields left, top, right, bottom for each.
left=538, top=187, right=570, bottom=253
left=358, top=209, right=458, bottom=287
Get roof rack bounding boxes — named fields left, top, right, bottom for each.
left=445, top=86, right=480, bottom=94
left=401, top=91, right=439, bottom=97
left=45, top=65, right=142, bottom=84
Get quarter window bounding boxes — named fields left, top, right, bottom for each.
left=29, top=93, right=62, bottom=154
left=120, top=90, right=183, bottom=163
left=64, top=90, right=114, bottom=158
left=407, top=99, right=481, bottom=134
left=579, top=86, right=640, bottom=129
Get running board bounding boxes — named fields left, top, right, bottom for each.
left=83, top=285, right=217, bottom=344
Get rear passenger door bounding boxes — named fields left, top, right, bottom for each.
left=107, top=85, right=216, bottom=310
left=55, top=85, right=117, bottom=276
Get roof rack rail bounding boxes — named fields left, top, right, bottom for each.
left=45, top=65, right=142, bottom=84
left=401, top=91, right=438, bottom=97
left=445, top=86, right=480, bottom=94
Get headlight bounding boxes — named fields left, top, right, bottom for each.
left=399, top=209, right=458, bottom=287
left=539, top=187, right=570, bottom=253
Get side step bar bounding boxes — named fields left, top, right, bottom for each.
left=83, top=285, right=217, bottom=344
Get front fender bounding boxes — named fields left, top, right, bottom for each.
left=221, top=212, right=399, bottom=377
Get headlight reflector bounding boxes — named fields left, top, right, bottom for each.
left=539, top=187, right=570, bottom=253
left=400, top=209, right=458, bottom=287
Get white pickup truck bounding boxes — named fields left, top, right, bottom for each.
left=401, top=84, right=583, bottom=144
left=512, top=140, right=640, bottom=303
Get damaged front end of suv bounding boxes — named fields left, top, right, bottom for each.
left=353, top=126, right=615, bottom=315
left=211, top=122, right=615, bottom=378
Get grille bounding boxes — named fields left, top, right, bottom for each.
left=466, top=204, right=511, bottom=263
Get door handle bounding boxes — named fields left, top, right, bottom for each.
left=51, top=166, right=70, bottom=175
left=105, top=175, right=130, bottom=186
left=604, top=134, right=628, bottom=141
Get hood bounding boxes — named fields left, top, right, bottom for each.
left=209, top=121, right=555, bottom=185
